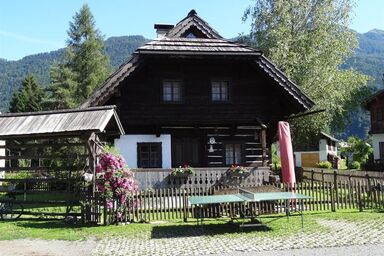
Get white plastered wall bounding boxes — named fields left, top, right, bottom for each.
left=114, top=134, right=172, bottom=168
left=319, top=139, right=328, bottom=161
left=0, top=140, right=4, bottom=184
left=371, top=133, right=384, bottom=160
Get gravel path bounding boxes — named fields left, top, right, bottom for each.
left=93, top=219, right=384, bottom=256
left=216, top=244, right=384, bottom=256
left=0, top=218, right=383, bottom=256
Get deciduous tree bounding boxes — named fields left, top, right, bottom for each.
left=243, top=0, right=369, bottom=149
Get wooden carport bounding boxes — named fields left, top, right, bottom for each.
left=0, top=106, right=124, bottom=222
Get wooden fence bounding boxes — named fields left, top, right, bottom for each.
left=302, top=168, right=384, bottom=184
left=102, top=179, right=384, bottom=225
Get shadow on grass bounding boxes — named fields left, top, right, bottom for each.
left=12, top=219, right=99, bottom=230
left=151, top=221, right=272, bottom=239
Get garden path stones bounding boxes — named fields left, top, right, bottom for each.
left=92, top=218, right=384, bottom=256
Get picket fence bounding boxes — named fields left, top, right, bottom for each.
left=102, top=179, right=384, bottom=225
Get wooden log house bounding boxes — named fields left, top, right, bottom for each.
left=82, top=10, right=314, bottom=172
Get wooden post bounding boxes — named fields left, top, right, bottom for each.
left=357, top=181, right=363, bottom=212
left=330, top=181, right=336, bottom=212
left=333, top=170, right=338, bottom=210
left=261, top=129, right=267, bottom=166
left=183, top=189, right=188, bottom=222
left=321, top=169, right=324, bottom=184
left=311, top=170, right=314, bottom=188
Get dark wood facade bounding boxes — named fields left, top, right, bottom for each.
left=363, top=90, right=384, bottom=134
left=82, top=10, right=314, bottom=169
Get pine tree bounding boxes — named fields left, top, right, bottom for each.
left=46, top=4, right=110, bottom=109
left=9, top=75, right=47, bottom=113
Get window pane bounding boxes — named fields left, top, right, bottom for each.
left=163, top=83, right=172, bottom=101
left=212, top=81, right=229, bottom=101
left=173, top=83, right=181, bottom=101
left=234, top=144, right=241, bottom=164
left=221, top=83, right=228, bottom=101
left=163, top=81, right=181, bottom=102
left=225, top=144, right=234, bottom=165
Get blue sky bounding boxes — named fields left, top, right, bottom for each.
left=0, top=0, right=382, bottom=61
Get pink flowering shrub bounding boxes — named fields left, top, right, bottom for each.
left=96, top=152, right=138, bottom=219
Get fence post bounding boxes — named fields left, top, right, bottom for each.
left=357, top=181, right=363, bottom=212
left=321, top=169, right=324, bottom=184
left=103, top=197, right=108, bottom=225
left=183, top=189, right=188, bottom=222
left=330, top=181, right=336, bottom=212
left=333, top=170, right=337, bottom=185
left=311, top=170, right=314, bottom=187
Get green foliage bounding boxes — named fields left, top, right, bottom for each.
left=341, top=136, right=373, bottom=164
left=349, top=161, right=361, bottom=170
left=243, top=0, right=369, bottom=148
left=316, top=161, right=332, bottom=169
left=271, top=143, right=281, bottom=171
left=44, top=4, right=111, bottom=109
left=338, top=159, right=347, bottom=170
left=9, top=75, right=47, bottom=112
left=4, top=171, right=33, bottom=179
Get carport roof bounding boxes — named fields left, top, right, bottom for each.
left=0, top=105, right=124, bottom=138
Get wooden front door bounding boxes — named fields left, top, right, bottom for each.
left=172, top=137, right=201, bottom=167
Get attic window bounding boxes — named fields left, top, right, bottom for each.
left=185, top=32, right=197, bottom=38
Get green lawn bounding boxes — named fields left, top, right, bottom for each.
left=0, top=209, right=382, bottom=241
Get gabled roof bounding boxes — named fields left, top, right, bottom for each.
left=166, top=9, right=222, bottom=39
left=81, top=10, right=315, bottom=111
left=137, top=38, right=261, bottom=55
left=0, top=106, right=124, bottom=138
left=320, top=132, right=339, bottom=142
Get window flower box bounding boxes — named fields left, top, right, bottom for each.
left=170, top=165, right=195, bottom=178
left=226, top=165, right=250, bottom=178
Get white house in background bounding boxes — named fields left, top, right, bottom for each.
left=294, top=132, right=339, bottom=168
left=362, top=89, right=384, bottom=161
left=0, top=140, right=5, bottom=184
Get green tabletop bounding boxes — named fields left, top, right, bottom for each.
left=188, top=192, right=310, bottom=205
left=253, top=192, right=311, bottom=201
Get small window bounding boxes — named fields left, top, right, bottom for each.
left=137, top=143, right=162, bottom=168
left=211, top=81, right=229, bottom=102
left=163, top=80, right=182, bottom=102
left=225, top=143, right=242, bottom=165
left=185, top=32, right=196, bottom=38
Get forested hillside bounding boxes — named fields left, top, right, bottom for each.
left=0, top=35, right=148, bottom=112
left=341, top=29, right=384, bottom=138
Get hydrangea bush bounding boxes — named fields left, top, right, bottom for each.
left=95, top=152, right=138, bottom=220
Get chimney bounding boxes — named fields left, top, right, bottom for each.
left=154, top=24, right=174, bottom=38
